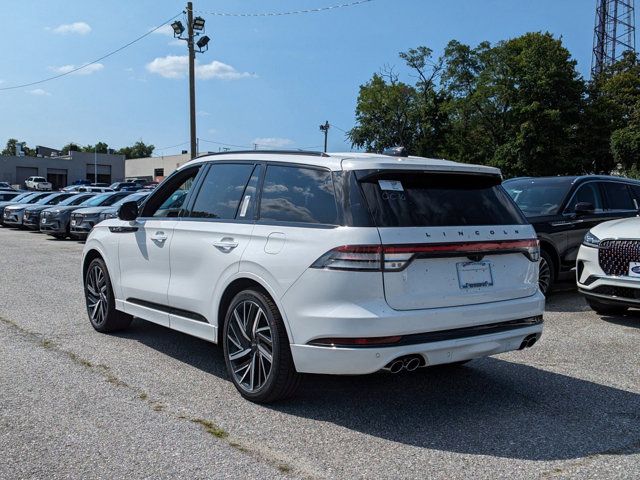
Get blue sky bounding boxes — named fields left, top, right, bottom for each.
left=0, top=0, right=618, bottom=155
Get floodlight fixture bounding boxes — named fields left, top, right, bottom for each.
left=171, top=20, right=185, bottom=37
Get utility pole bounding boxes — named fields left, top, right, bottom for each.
left=319, top=121, right=330, bottom=153
left=94, top=147, right=97, bottom=184
left=187, top=2, right=197, bottom=159
left=171, top=4, right=210, bottom=159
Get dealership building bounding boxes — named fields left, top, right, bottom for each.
left=0, top=149, right=126, bottom=190
left=124, top=153, right=192, bottom=183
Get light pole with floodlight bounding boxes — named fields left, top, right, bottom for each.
left=171, top=3, right=210, bottom=159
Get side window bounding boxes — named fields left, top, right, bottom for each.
left=141, top=166, right=201, bottom=218
left=189, top=163, right=255, bottom=219
left=565, top=183, right=603, bottom=213
left=601, top=182, right=636, bottom=211
left=259, top=165, right=338, bottom=224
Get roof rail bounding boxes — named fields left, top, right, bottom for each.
left=195, top=149, right=329, bottom=159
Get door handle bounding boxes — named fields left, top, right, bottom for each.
left=151, top=231, right=168, bottom=242
left=213, top=238, right=239, bottom=252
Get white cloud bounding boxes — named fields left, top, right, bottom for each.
left=145, top=55, right=254, bottom=80
left=50, top=63, right=104, bottom=75
left=153, top=24, right=175, bottom=36
left=253, top=137, right=294, bottom=148
left=49, top=22, right=91, bottom=35
left=28, top=88, right=51, bottom=96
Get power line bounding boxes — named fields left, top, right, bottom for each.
left=0, top=12, right=183, bottom=91
left=196, top=0, right=374, bottom=17
left=156, top=141, right=190, bottom=151
left=198, top=138, right=252, bottom=149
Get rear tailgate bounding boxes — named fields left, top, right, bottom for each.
left=357, top=170, right=539, bottom=310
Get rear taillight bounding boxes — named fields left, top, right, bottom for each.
left=310, top=245, right=382, bottom=271
left=310, top=239, right=540, bottom=272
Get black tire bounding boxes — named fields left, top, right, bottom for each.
left=539, top=250, right=555, bottom=296
left=586, top=297, right=628, bottom=315
left=222, top=289, right=300, bottom=403
left=84, top=257, right=132, bottom=333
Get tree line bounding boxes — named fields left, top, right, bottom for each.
left=1, top=139, right=155, bottom=159
left=348, top=32, right=640, bottom=178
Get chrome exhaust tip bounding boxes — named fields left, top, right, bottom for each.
left=404, top=357, right=421, bottom=372
left=387, top=359, right=405, bottom=374
left=519, top=334, right=539, bottom=350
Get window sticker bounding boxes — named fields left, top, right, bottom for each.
left=239, top=195, right=251, bottom=217
left=378, top=180, right=404, bottom=192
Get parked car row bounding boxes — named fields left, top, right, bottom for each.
left=0, top=190, right=149, bottom=239
left=504, top=175, right=640, bottom=295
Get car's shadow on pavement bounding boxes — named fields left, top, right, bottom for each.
left=116, top=319, right=640, bottom=462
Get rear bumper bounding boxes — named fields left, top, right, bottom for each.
left=291, top=321, right=543, bottom=375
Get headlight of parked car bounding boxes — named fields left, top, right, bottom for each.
left=583, top=231, right=600, bottom=248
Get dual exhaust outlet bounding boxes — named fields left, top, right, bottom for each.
left=383, top=355, right=424, bottom=374
left=384, top=333, right=540, bottom=373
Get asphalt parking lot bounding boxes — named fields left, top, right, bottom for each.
left=0, top=227, right=638, bottom=479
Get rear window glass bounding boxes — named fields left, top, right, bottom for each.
left=259, top=165, right=338, bottom=225
left=359, top=172, right=525, bottom=227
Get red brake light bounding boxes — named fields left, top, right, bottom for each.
left=310, top=239, right=540, bottom=272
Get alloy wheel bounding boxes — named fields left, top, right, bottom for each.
left=86, top=264, right=109, bottom=326
left=226, top=300, right=274, bottom=393
left=538, top=256, right=551, bottom=295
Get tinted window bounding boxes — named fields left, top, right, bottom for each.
left=0, top=193, right=18, bottom=201
left=99, top=193, right=130, bottom=206
left=141, top=166, right=201, bottom=218
left=565, top=183, right=603, bottom=213
left=259, top=165, right=338, bottom=224
left=601, top=182, right=636, bottom=210
left=359, top=172, right=526, bottom=227
left=190, top=164, right=255, bottom=219
left=59, top=195, right=93, bottom=206
left=504, top=178, right=572, bottom=216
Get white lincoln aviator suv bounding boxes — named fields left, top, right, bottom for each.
left=82, top=150, right=545, bottom=402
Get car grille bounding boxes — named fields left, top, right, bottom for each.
left=42, top=211, right=51, bottom=219
left=598, top=240, right=640, bottom=276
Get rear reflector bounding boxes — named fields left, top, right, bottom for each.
left=309, top=335, right=403, bottom=347
left=310, top=239, right=540, bottom=271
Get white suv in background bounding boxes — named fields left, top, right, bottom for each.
left=577, top=217, right=640, bottom=314
left=24, top=176, right=53, bottom=191
left=82, top=150, right=544, bottom=403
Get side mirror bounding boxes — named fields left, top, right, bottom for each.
left=118, top=201, right=139, bottom=221
left=574, top=202, right=594, bottom=216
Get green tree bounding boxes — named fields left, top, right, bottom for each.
left=443, top=33, right=585, bottom=177
left=582, top=51, right=640, bottom=173
left=349, top=32, right=586, bottom=177
left=2, top=138, right=34, bottom=156
left=349, top=47, right=449, bottom=157
left=60, top=143, right=80, bottom=154
left=116, top=141, right=154, bottom=159
left=83, top=141, right=109, bottom=154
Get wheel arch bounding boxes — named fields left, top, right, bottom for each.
left=216, top=275, right=292, bottom=345
left=538, top=237, right=560, bottom=276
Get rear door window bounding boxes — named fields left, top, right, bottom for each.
left=564, top=183, right=604, bottom=213
left=259, top=165, right=338, bottom=225
left=358, top=172, right=525, bottom=227
left=601, top=182, right=636, bottom=211
left=189, top=163, right=255, bottom=219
